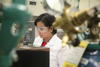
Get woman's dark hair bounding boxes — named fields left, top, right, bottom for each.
left=34, top=13, right=57, bottom=34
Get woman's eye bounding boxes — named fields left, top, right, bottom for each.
left=40, top=28, right=44, bottom=30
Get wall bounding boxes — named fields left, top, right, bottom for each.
left=27, top=0, right=46, bottom=16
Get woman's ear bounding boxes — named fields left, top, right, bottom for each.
left=50, top=26, right=53, bottom=32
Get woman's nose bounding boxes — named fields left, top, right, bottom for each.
left=39, top=31, right=44, bottom=34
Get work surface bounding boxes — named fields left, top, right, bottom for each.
left=17, top=46, right=49, bottom=51
left=12, top=46, right=49, bottom=67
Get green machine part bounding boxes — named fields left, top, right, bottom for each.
left=78, top=33, right=100, bottom=50
left=0, top=0, right=32, bottom=67
left=87, top=43, right=100, bottom=50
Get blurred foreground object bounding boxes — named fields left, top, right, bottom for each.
left=54, top=4, right=100, bottom=46
left=0, top=0, right=32, bottom=67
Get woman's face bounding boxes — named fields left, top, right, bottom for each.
left=36, top=22, right=53, bottom=38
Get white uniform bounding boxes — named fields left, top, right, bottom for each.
left=33, top=34, right=62, bottom=67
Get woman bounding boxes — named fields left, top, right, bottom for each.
left=33, top=13, right=62, bottom=67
